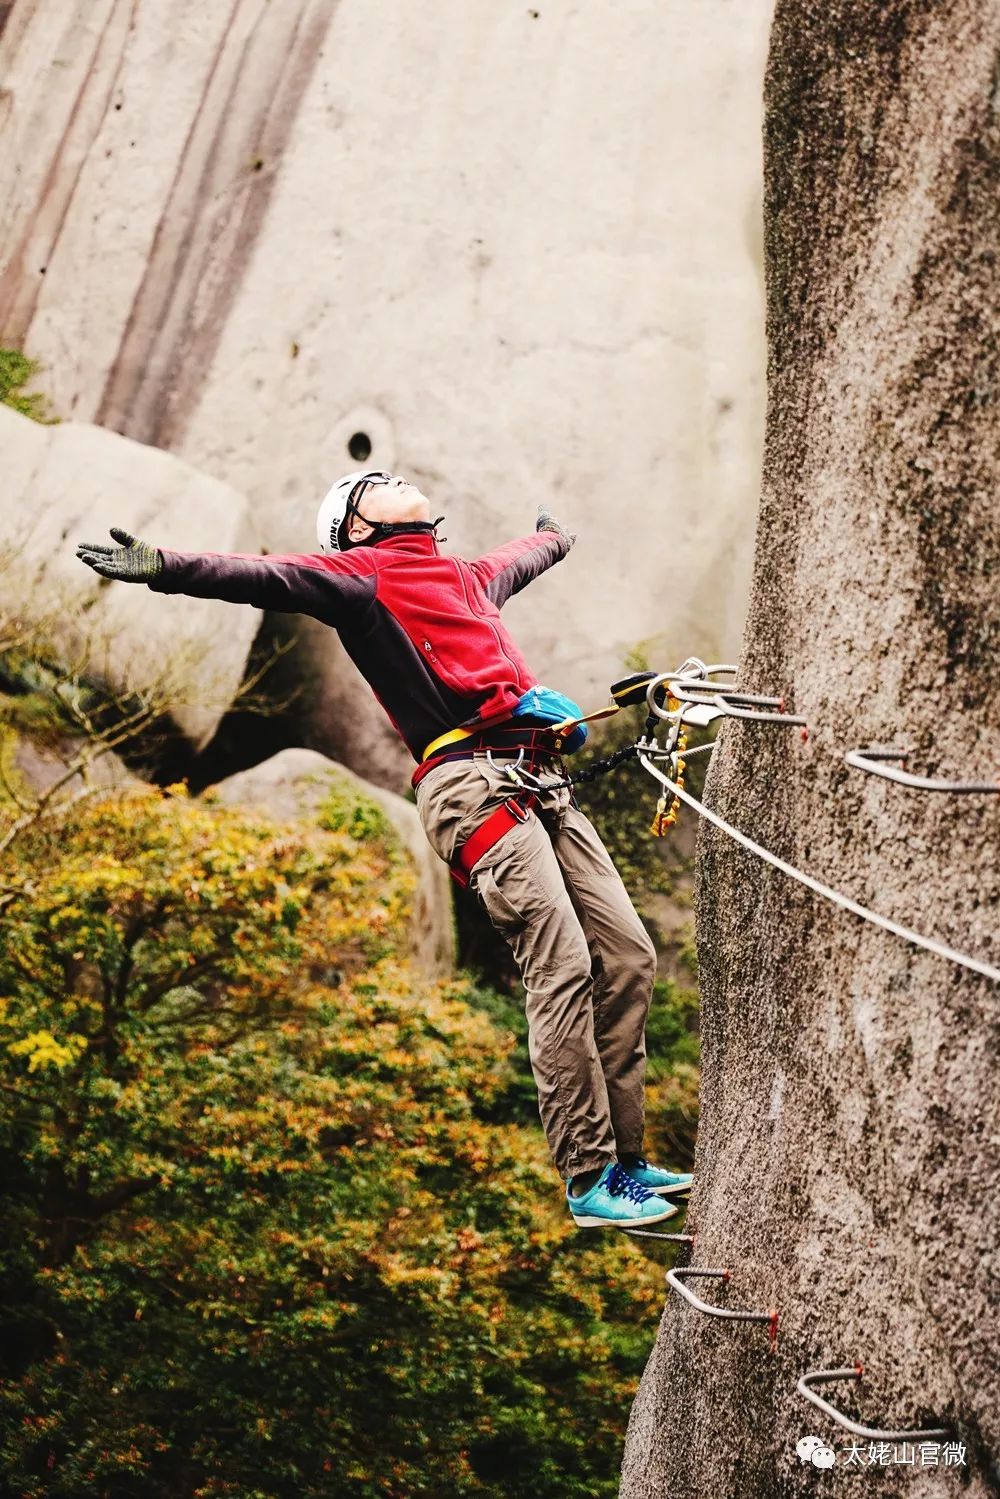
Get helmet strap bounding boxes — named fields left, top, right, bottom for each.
left=340, top=515, right=442, bottom=550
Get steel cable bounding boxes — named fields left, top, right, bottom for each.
left=637, top=751, right=999, bottom=985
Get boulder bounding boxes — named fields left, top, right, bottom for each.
left=0, top=403, right=262, bottom=750
left=209, top=747, right=454, bottom=975
left=6, top=731, right=136, bottom=803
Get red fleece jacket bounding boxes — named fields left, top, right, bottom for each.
left=149, top=529, right=570, bottom=763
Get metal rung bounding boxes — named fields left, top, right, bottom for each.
left=846, top=747, right=999, bottom=794
left=622, top=1229, right=695, bottom=1244
left=666, top=1267, right=779, bottom=1349
left=673, top=682, right=785, bottom=710
left=644, top=671, right=807, bottom=731
left=797, top=1366, right=950, bottom=1442
left=709, top=694, right=808, bottom=727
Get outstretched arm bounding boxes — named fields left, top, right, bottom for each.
left=76, top=528, right=374, bottom=626
left=469, top=507, right=576, bottom=608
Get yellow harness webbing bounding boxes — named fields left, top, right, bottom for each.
left=421, top=724, right=485, bottom=761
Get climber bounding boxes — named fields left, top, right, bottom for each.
left=76, top=471, right=693, bottom=1229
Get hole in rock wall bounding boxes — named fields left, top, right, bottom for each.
left=348, top=431, right=372, bottom=462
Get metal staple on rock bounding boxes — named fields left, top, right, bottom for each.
left=622, top=1228, right=695, bottom=1244
left=847, top=746, right=1000, bottom=794
left=666, top=1267, right=779, bottom=1350
left=797, top=1366, right=951, bottom=1442
left=644, top=662, right=809, bottom=731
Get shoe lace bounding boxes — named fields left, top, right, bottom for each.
left=606, top=1162, right=653, bottom=1205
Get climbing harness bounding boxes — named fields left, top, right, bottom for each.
left=445, top=672, right=667, bottom=798
left=421, top=671, right=666, bottom=773
left=413, top=728, right=556, bottom=787
left=423, top=674, right=667, bottom=888
left=449, top=792, right=539, bottom=889
left=421, top=682, right=625, bottom=764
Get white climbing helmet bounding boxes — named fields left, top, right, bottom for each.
left=315, top=470, right=394, bottom=554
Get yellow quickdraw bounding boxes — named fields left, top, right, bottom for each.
left=650, top=703, right=687, bottom=838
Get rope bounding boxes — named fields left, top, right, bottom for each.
left=500, top=740, right=640, bottom=793
left=562, top=741, right=639, bottom=787
left=637, top=751, right=1000, bottom=985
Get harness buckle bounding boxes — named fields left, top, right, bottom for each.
left=504, top=797, right=531, bottom=823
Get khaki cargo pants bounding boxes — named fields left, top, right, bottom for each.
left=416, top=752, right=656, bottom=1180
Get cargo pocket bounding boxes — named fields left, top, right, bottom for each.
left=469, top=816, right=549, bottom=935
left=472, top=862, right=527, bottom=934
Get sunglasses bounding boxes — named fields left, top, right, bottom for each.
left=345, top=471, right=403, bottom=528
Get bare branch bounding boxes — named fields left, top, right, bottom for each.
left=139, top=950, right=231, bottom=1009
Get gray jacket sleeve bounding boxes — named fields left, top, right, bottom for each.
left=468, top=532, right=569, bottom=608
left=148, top=550, right=376, bottom=626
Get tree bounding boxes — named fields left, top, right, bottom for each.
left=1, top=785, right=669, bottom=1498
left=621, top=4, right=999, bottom=1495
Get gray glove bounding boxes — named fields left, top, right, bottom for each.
left=76, top=527, right=163, bottom=583
left=536, top=506, right=576, bottom=549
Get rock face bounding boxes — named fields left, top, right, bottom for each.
left=0, top=0, right=772, bottom=784
left=0, top=403, right=262, bottom=749
left=621, top=5, right=999, bottom=1496
left=210, top=747, right=454, bottom=975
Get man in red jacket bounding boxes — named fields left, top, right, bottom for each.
left=77, top=470, right=692, bottom=1228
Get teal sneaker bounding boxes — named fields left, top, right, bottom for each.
left=567, top=1162, right=679, bottom=1229
left=622, top=1157, right=693, bottom=1199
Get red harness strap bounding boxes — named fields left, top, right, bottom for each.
left=450, top=794, right=539, bottom=888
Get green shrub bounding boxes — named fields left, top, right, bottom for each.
left=0, top=349, right=55, bottom=422
left=317, top=783, right=397, bottom=849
